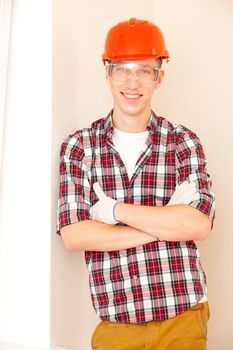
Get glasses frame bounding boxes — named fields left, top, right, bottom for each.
left=106, top=61, right=161, bottom=83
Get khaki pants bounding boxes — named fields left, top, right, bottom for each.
left=91, top=302, right=210, bottom=350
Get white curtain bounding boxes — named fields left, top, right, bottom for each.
left=0, top=1, right=52, bottom=348
left=0, top=0, right=13, bottom=342
left=0, top=0, right=12, bottom=182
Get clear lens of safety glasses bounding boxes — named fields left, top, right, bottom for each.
left=107, top=62, right=161, bottom=83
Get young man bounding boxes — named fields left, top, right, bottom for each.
left=57, top=18, right=215, bottom=350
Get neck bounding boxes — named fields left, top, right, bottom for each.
left=112, top=107, right=151, bottom=132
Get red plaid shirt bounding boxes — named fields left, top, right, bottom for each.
left=57, top=110, right=215, bottom=322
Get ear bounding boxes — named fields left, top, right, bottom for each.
left=155, top=69, right=165, bottom=90
left=105, top=64, right=109, bottom=80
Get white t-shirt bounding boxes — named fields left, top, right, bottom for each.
left=112, top=127, right=149, bottom=180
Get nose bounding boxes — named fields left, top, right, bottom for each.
left=125, top=71, right=141, bottom=89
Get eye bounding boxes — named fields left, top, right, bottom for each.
left=116, top=66, right=129, bottom=74
left=138, top=68, right=153, bottom=76
left=142, top=69, right=152, bottom=75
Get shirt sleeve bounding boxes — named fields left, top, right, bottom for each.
left=56, top=134, right=91, bottom=235
left=175, top=128, right=216, bottom=228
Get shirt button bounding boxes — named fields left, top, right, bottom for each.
left=133, top=275, right=138, bottom=280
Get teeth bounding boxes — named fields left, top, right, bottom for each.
left=123, top=93, right=141, bottom=99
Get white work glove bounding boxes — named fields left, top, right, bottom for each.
left=167, top=180, right=197, bottom=206
left=90, top=180, right=198, bottom=225
left=90, top=182, right=119, bottom=225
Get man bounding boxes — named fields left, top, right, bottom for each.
left=57, top=18, right=215, bottom=350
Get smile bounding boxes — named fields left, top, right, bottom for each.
left=121, top=92, right=143, bottom=99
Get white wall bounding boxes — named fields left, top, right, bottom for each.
left=0, top=0, right=52, bottom=348
left=153, top=1, right=233, bottom=349
left=53, top=1, right=233, bottom=349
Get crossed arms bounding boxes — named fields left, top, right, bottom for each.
left=59, top=129, right=215, bottom=252
left=60, top=182, right=212, bottom=252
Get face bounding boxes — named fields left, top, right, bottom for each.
left=106, top=58, right=165, bottom=120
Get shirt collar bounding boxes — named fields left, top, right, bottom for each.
left=146, top=110, right=159, bottom=134
left=104, top=109, right=114, bottom=140
left=104, top=109, right=158, bottom=140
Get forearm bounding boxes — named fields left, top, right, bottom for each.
left=60, top=220, right=157, bottom=251
left=115, top=203, right=212, bottom=241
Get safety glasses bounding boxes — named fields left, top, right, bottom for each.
left=107, top=62, right=161, bottom=83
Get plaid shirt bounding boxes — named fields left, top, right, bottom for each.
left=57, top=110, right=215, bottom=322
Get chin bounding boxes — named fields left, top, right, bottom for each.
left=121, top=105, right=147, bottom=117
left=120, top=109, right=141, bottom=117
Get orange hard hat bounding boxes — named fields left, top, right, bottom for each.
left=102, top=18, right=169, bottom=64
